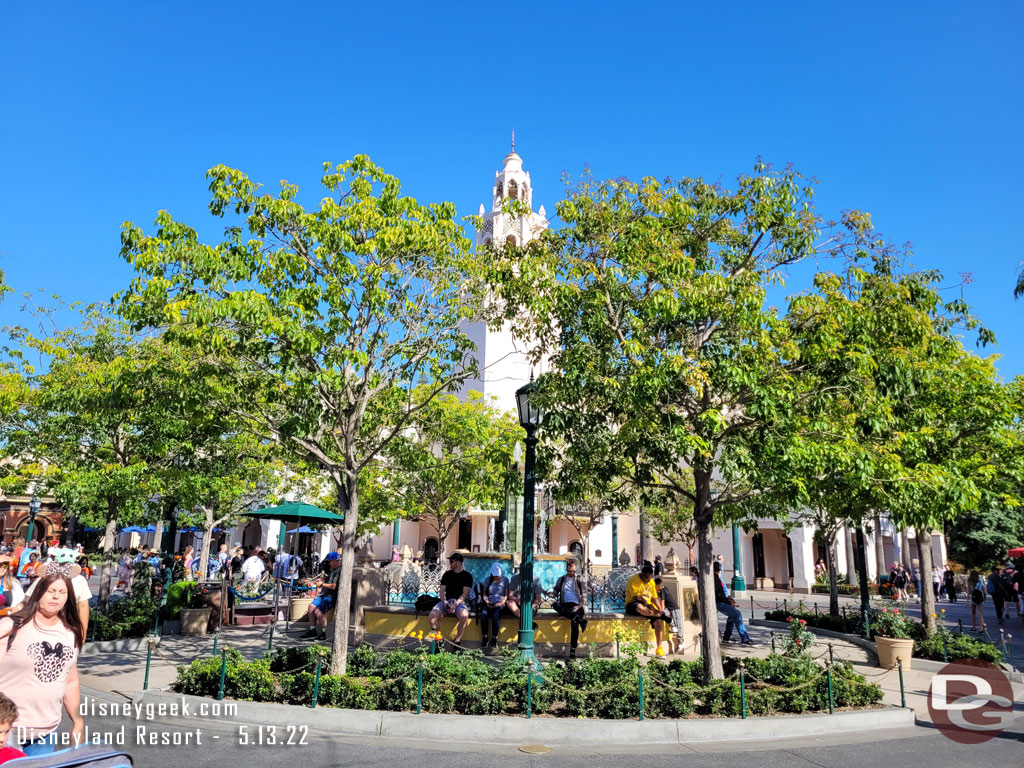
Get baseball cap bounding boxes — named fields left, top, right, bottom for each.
left=325, top=552, right=340, bottom=561
left=490, top=562, right=502, bottom=577
left=448, top=552, right=464, bottom=562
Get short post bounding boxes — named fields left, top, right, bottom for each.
left=212, top=630, right=218, bottom=656
left=749, top=596, right=754, bottom=622
left=941, top=630, right=948, bottom=663
left=775, top=598, right=779, bottom=610
left=814, top=602, right=819, bottom=617
left=416, top=659, right=424, bottom=714
left=842, top=605, right=847, bottom=633
left=770, top=632, right=776, bottom=654
left=1007, top=633, right=1013, bottom=658
left=1000, top=629, right=1007, bottom=655
left=431, top=634, right=437, bottom=655
left=897, top=658, right=906, bottom=708
left=526, top=660, right=534, bottom=719
left=864, top=610, right=871, bottom=639
left=957, top=618, right=964, bottom=635
left=616, top=638, right=620, bottom=660
left=638, top=669, right=645, bottom=720
left=143, top=636, right=154, bottom=691
left=311, top=659, right=322, bottom=709
left=267, top=621, right=275, bottom=652
left=739, top=662, right=747, bottom=719
left=783, top=598, right=788, bottom=613
left=216, top=648, right=227, bottom=701
left=826, top=663, right=834, bottom=714
left=828, top=642, right=834, bottom=666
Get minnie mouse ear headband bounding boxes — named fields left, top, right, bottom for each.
left=41, top=559, right=82, bottom=580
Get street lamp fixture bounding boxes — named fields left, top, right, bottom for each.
left=514, top=376, right=544, bottom=662
left=28, top=494, right=41, bottom=542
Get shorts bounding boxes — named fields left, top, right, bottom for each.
left=432, top=600, right=469, bottom=617
left=626, top=600, right=664, bottom=625
left=312, top=595, right=335, bottom=613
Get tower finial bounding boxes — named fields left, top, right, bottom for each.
left=511, top=128, right=515, bottom=152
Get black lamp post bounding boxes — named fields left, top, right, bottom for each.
left=28, top=494, right=41, bottom=542
left=514, top=377, right=544, bottom=662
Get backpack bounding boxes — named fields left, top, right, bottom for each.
left=987, top=577, right=997, bottom=595
left=972, top=586, right=985, bottom=604
left=415, top=594, right=441, bottom=613
left=7, top=744, right=134, bottom=768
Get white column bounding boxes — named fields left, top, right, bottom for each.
left=789, top=527, right=816, bottom=593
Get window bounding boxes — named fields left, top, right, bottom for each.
left=508, top=179, right=518, bottom=200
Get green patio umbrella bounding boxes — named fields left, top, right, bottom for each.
left=245, top=503, right=344, bottom=645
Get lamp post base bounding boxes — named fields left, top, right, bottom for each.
left=731, top=576, right=747, bottom=601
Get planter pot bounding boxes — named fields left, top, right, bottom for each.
left=181, top=607, right=212, bottom=636
left=290, top=596, right=314, bottom=623
left=875, top=635, right=914, bottom=670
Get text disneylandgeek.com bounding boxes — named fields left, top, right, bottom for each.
left=15, top=697, right=309, bottom=748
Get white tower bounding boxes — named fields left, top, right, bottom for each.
left=461, top=137, right=549, bottom=412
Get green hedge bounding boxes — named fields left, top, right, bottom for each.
left=764, top=608, right=864, bottom=634
left=172, top=644, right=882, bottom=719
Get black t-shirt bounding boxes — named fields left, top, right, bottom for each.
left=230, top=555, right=243, bottom=575
left=658, top=585, right=679, bottom=611
left=440, top=569, right=473, bottom=602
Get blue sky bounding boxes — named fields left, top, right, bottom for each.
left=2, top=2, right=1021, bottom=379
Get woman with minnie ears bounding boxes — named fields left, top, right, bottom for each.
left=0, top=573, right=85, bottom=755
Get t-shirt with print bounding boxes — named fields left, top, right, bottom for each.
left=0, top=616, right=79, bottom=739
left=440, top=569, right=473, bottom=603
left=625, top=574, right=659, bottom=607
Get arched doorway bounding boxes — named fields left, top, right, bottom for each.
left=423, top=537, right=439, bottom=565
left=16, top=518, right=47, bottom=543
left=241, top=520, right=263, bottom=549
left=568, top=540, right=583, bottom=558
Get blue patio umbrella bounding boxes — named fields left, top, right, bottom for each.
left=121, top=526, right=143, bottom=533
left=291, top=525, right=317, bottom=534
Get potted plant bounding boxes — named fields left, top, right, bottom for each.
left=872, top=604, right=915, bottom=669
left=180, top=581, right=213, bottom=636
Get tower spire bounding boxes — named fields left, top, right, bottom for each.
left=511, top=128, right=515, bottom=152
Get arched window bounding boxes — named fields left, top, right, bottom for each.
left=495, top=181, right=503, bottom=199
left=508, top=179, right=518, bottom=200
left=521, top=184, right=528, bottom=202
left=569, top=541, right=583, bottom=557
left=505, top=235, right=517, bottom=247
left=423, top=537, right=439, bottom=564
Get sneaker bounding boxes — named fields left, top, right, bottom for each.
left=300, top=629, right=318, bottom=639
left=741, top=638, right=755, bottom=646
left=480, top=636, right=489, bottom=648
left=655, top=646, right=666, bottom=657
left=488, top=639, right=498, bottom=650
left=722, top=636, right=735, bottom=643
left=569, top=649, right=577, bottom=660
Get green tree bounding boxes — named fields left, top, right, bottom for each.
left=0, top=309, right=187, bottom=605
left=367, top=390, right=520, bottom=558
left=493, top=164, right=875, bottom=681
left=117, top=157, right=488, bottom=674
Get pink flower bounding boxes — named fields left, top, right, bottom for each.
left=799, top=619, right=806, bottom=625
left=893, top=609, right=900, bottom=614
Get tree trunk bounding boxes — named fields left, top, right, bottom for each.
left=825, top=530, right=839, bottom=618
left=197, top=508, right=214, bottom=580
left=900, top=528, right=912, bottom=572
left=873, top=512, right=885, bottom=582
left=915, top=526, right=936, bottom=634
left=640, top=512, right=655, bottom=566
left=153, top=520, right=164, bottom=553
left=98, top=511, right=118, bottom=609
left=329, top=475, right=359, bottom=676
left=437, top=521, right=448, bottom=561
left=696, top=515, right=724, bottom=682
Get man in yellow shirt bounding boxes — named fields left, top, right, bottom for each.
left=625, top=564, right=668, bottom=656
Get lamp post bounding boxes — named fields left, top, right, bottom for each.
left=28, top=494, right=41, bottom=542
left=611, top=513, right=619, bottom=569
left=515, top=377, right=544, bottom=663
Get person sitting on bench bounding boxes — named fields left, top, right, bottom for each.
left=552, top=557, right=589, bottom=659
left=625, top=564, right=669, bottom=656
left=428, top=552, right=473, bottom=646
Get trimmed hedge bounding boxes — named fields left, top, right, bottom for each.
left=172, top=643, right=882, bottom=719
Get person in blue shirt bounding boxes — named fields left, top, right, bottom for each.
left=714, top=561, right=753, bottom=645
left=552, top=557, right=589, bottom=659
left=477, top=562, right=509, bottom=649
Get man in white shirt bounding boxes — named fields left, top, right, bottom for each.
left=241, top=549, right=266, bottom=582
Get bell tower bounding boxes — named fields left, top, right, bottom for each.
left=461, top=138, right=549, bottom=412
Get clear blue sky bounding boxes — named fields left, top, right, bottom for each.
left=2, top=2, right=1021, bottom=379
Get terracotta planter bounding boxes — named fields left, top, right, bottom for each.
left=289, top=596, right=314, bottom=622
left=181, top=607, right=212, bottom=636
left=875, top=635, right=914, bottom=670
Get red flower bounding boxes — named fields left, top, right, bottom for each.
left=799, top=619, right=806, bottom=625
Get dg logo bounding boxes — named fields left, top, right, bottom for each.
left=927, top=658, right=1016, bottom=744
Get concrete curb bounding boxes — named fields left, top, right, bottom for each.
left=750, top=619, right=1024, bottom=683
left=131, top=690, right=916, bottom=746
left=80, top=636, right=162, bottom=656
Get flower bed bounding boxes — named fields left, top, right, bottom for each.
left=172, top=643, right=882, bottom=718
